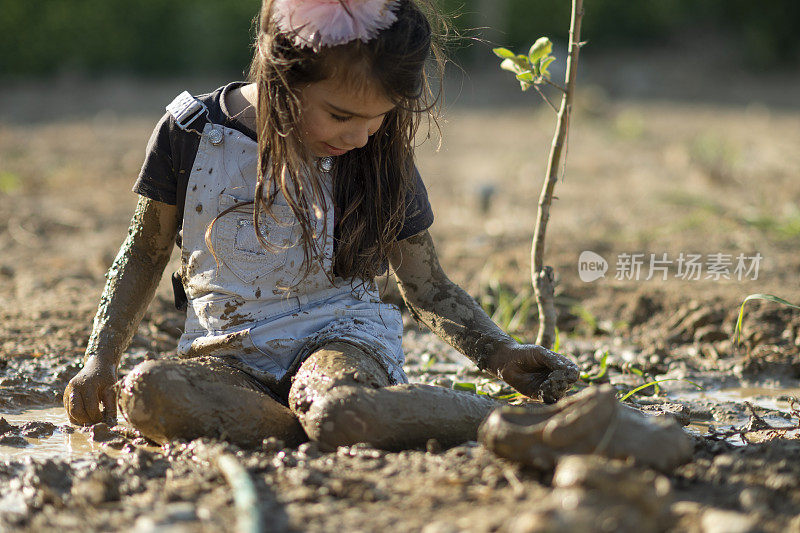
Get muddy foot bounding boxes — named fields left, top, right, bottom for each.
left=479, top=385, right=694, bottom=472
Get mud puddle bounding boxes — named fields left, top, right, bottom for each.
left=672, top=386, right=800, bottom=445
left=0, top=407, right=161, bottom=461
left=676, top=385, right=800, bottom=417
left=693, top=386, right=800, bottom=408
left=0, top=408, right=94, bottom=461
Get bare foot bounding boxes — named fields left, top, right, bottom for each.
left=479, top=385, right=694, bottom=472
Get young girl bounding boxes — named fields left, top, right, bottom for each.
left=63, top=0, right=580, bottom=450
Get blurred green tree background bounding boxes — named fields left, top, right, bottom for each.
left=1, top=0, right=798, bottom=78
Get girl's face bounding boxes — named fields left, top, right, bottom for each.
left=298, top=77, right=395, bottom=158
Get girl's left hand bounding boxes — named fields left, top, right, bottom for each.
left=491, top=344, right=579, bottom=403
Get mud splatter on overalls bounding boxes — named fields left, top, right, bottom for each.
left=174, top=117, right=408, bottom=397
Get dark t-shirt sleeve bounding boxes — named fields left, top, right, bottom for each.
left=397, top=166, right=434, bottom=240
left=132, top=112, right=179, bottom=205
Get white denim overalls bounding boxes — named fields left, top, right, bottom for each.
left=169, top=94, right=407, bottom=392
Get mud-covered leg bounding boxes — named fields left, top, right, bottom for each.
left=288, top=342, right=498, bottom=450
left=117, top=357, right=306, bottom=448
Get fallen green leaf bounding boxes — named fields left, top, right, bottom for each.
left=580, top=351, right=608, bottom=382
left=495, top=392, right=525, bottom=401
left=453, top=382, right=478, bottom=393
left=618, top=379, right=703, bottom=402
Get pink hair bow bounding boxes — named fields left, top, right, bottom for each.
left=273, top=0, right=400, bottom=49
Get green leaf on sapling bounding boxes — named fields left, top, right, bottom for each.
left=493, top=47, right=516, bottom=59
left=516, top=54, right=532, bottom=68
left=516, top=70, right=536, bottom=90
left=540, top=56, right=556, bottom=78
left=500, top=58, right=522, bottom=74
left=516, top=71, right=535, bottom=83
left=516, top=78, right=533, bottom=91
left=529, top=37, right=553, bottom=63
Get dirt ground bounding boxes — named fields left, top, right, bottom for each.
left=2, top=50, right=800, bottom=532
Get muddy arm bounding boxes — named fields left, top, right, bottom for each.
left=86, top=196, right=178, bottom=366
left=65, top=196, right=178, bottom=424
left=389, top=231, right=515, bottom=371
left=389, top=231, right=578, bottom=402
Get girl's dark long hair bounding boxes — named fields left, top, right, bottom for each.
left=245, top=0, right=445, bottom=284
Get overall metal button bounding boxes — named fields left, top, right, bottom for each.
left=318, top=156, right=333, bottom=172
left=207, top=127, right=224, bottom=146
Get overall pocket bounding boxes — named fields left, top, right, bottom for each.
left=212, top=194, right=299, bottom=283
left=331, top=301, right=405, bottom=366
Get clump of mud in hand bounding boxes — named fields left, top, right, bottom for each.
left=479, top=385, right=694, bottom=472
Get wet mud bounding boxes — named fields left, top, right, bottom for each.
left=5, top=313, right=800, bottom=532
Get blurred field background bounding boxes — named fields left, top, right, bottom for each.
left=2, top=0, right=799, bottom=76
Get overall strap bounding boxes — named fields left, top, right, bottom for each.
left=166, top=91, right=213, bottom=226
left=165, top=91, right=215, bottom=312
left=166, top=91, right=210, bottom=133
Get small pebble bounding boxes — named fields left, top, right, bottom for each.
left=103, top=437, right=128, bottom=450
left=20, top=421, right=57, bottom=438
left=426, top=438, right=442, bottom=454
left=90, top=422, right=115, bottom=442
left=297, top=441, right=322, bottom=459
left=71, top=471, right=120, bottom=505
left=0, top=434, right=28, bottom=447
left=0, top=417, right=16, bottom=435
left=262, top=437, right=285, bottom=453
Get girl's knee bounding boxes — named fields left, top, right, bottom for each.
left=298, top=386, right=376, bottom=449
left=288, top=343, right=391, bottom=417
left=117, top=360, right=188, bottom=442
left=300, top=386, right=386, bottom=449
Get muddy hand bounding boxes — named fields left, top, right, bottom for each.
left=63, top=356, right=118, bottom=425
left=493, top=344, right=579, bottom=403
